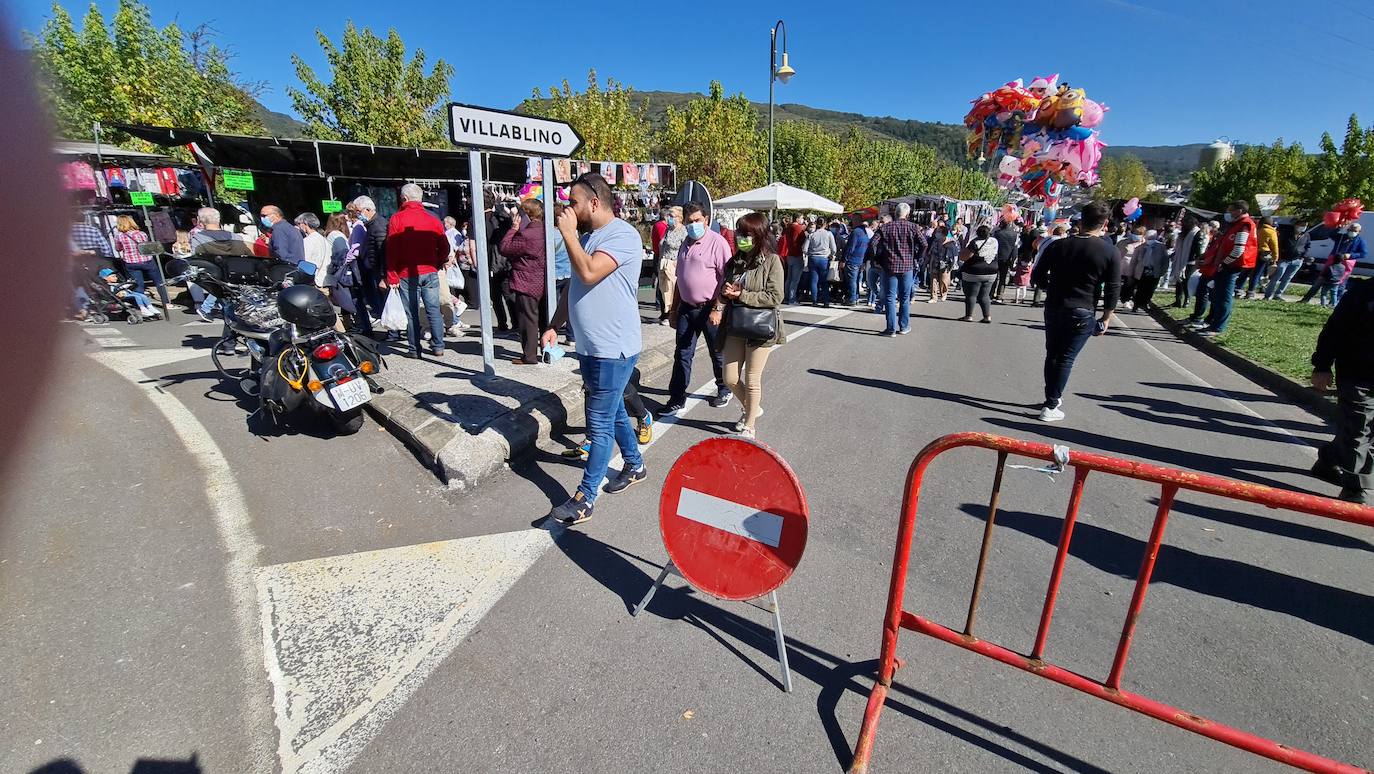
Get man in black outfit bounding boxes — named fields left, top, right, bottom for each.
left=1310, top=278, right=1374, bottom=503
left=1030, top=202, right=1120, bottom=423
left=991, top=217, right=1020, bottom=303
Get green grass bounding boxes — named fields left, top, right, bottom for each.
left=1155, top=288, right=1332, bottom=381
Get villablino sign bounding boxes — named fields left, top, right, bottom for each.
left=447, top=103, right=584, bottom=158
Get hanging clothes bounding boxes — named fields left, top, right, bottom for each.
left=554, top=158, right=573, bottom=184
left=155, top=167, right=180, bottom=196
left=646, top=165, right=660, bottom=185
left=104, top=168, right=128, bottom=189
left=599, top=162, right=617, bottom=186
left=577, top=161, right=592, bottom=177
left=527, top=157, right=543, bottom=182
left=148, top=210, right=177, bottom=244
left=621, top=163, right=639, bottom=186
left=61, top=161, right=97, bottom=191
left=137, top=169, right=161, bottom=194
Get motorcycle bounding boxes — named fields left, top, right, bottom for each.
left=168, top=264, right=386, bottom=435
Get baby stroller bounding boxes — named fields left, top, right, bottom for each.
left=78, top=266, right=150, bottom=324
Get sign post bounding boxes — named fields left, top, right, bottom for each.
left=634, top=437, right=810, bottom=692
left=541, top=158, right=557, bottom=336
left=447, top=104, right=583, bottom=374
left=467, top=150, right=495, bottom=376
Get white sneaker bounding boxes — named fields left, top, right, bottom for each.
left=142, top=307, right=161, bottom=318
left=737, top=426, right=756, bottom=439
left=1039, top=406, right=1066, bottom=423
left=448, top=325, right=464, bottom=337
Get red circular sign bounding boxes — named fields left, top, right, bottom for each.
left=659, top=437, right=809, bottom=601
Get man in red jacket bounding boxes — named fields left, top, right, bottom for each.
left=383, top=183, right=449, bottom=357
left=1189, top=200, right=1257, bottom=337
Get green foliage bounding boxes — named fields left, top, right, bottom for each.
left=656, top=81, right=764, bottom=197
left=288, top=22, right=453, bottom=147
left=1299, top=114, right=1374, bottom=214
left=1094, top=155, right=1156, bottom=202
left=26, top=0, right=263, bottom=143
left=1189, top=139, right=1308, bottom=214
left=772, top=120, right=843, bottom=202
left=520, top=70, right=653, bottom=161
left=1156, top=289, right=1331, bottom=380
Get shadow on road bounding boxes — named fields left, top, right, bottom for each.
left=1079, top=392, right=1326, bottom=440
left=548, top=527, right=1114, bottom=772
left=31, top=756, right=200, bottom=773
left=810, top=368, right=1040, bottom=419
left=955, top=503, right=1374, bottom=646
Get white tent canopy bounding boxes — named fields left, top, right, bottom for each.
left=714, top=182, right=844, bottom=214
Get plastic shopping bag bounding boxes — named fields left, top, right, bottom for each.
left=379, top=288, right=408, bottom=331
left=445, top=265, right=465, bottom=291
left=827, top=259, right=842, bottom=283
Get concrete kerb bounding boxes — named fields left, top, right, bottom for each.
left=1145, top=303, right=1337, bottom=421
left=366, top=344, right=675, bottom=489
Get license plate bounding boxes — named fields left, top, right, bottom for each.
left=317, top=377, right=370, bottom=411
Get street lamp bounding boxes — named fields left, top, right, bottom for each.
left=768, top=19, right=795, bottom=184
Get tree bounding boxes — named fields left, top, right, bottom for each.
left=521, top=70, right=653, bottom=162
left=656, top=81, right=764, bottom=196
left=288, top=22, right=453, bottom=147
left=1189, top=140, right=1308, bottom=214
left=772, top=120, right=843, bottom=202
left=1299, top=114, right=1374, bottom=214
left=26, top=0, right=262, bottom=142
left=1094, top=155, right=1156, bottom=202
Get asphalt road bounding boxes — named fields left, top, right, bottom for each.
left=3, top=291, right=1370, bottom=774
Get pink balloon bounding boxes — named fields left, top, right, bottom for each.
left=1080, top=99, right=1108, bottom=128
left=1123, top=197, right=1140, bottom=216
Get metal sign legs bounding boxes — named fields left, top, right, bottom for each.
left=632, top=560, right=794, bottom=693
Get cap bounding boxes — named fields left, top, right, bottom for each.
left=98, top=268, right=115, bottom=278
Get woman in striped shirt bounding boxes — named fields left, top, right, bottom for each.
left=114, top=215, right=168, bottom=309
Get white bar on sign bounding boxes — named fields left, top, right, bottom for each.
left=676, top=488, right=784, bottom=548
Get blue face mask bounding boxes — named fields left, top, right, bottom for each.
left=687, top=222, right=706, bottom=240
left=261, top=216, right=273, bottom=229
left=666, top=216, right=676, bottom=227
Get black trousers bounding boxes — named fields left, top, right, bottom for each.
left=487, top=271, right=516, bottom=329
left=963, top=278, right=993, bottom=320
left=1133, top=274, right=1161, bottom=308
left=623, top=367, right=647, bottom=420
left=668, top=302, right=725, bottom=404
left=514, top=292, right=541, bottom=362
left=1318, top=381, right=1374, bottom=494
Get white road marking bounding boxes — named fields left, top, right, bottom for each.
left=83, top=327, right=121, bottom=336
left=1115, top=317, right=1318, bottom=455
left=256, top=530, right=551, bottom=774
left=87, top=349, right=273, bottom=770
left=676, top=487, right=784, bottom=546
left=112, top=346, right=212, bottom=371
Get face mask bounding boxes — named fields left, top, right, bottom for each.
left=666, top=217, right=676, bottom=227
left=735, top=236, right=754, bottom=253
left=260, top=216, right=273, bottom=229
left=1224, top=213, right=1235, bottom=223
left=687, top=222, right=706, bottom=240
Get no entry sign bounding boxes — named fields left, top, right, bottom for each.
left=658, top=437, right=809, bottom=601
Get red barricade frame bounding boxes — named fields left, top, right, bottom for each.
left=849, top=432, right=1374, bottom=774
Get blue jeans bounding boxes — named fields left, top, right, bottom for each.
left=668, top=302, right=725, bottom=404
left=784, top=256, right=805, bottom=304
left=884, top=269, right=914, bottom=333
left=1043, top=305, right=1096, bottom=408
left=1335, top=280, right=1351, bottom=307
left=807, top=256, right=831, bottom=304
left=1206, top=267, right=1242, bottom=332
left=398, top=272, right=445, bottom=353
left=122, top=260, right=168, bottom=307
left=866, top=263, right=885, bottom=308
left=1264, top=260, right=1301, bottom=299
left=579, top=353, right=644, bottom=502
left=844, top=263, right=862, bottom=304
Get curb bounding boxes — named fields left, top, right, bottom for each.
left=1144, top=304, right=1337, bottom=421
left=365, top=344, right=675, bottom=489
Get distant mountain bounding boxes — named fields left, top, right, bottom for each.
left=251, top=99, right=306, bottom=138
left=570, top=90, right=1203, bottom=183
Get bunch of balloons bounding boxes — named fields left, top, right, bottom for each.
left=965, top=73, right=1109, bottom=209
left=1122, top=197, right=1142, bottom=222
left=1322, top=198, right=1364, bottom=229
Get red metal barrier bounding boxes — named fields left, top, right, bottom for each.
left=848, top=432, right=1374, bottom=774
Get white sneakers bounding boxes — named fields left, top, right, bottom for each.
left=1039, top=405, right=1066, bottom=422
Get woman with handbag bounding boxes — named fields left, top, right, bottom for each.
left=498, top=199, right=547, bottom=364
left=708, top=212, right=786, bottom=439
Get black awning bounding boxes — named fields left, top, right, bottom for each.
left=112, top=124, right=524, bottom=182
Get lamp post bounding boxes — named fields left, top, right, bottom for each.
left=768, top=19, right=795, bottom=184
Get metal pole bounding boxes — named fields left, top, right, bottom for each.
left=541, top=158, right=556, bottom=335
left=769, top=590, right=793, bottom=693
left=768, top=27, right=776, bottom=184
left=468, top=150, right=495, bottom=375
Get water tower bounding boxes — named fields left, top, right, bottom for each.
left=1199, top=138, right=1234, bottom=169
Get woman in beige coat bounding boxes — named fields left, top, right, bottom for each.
left=708, top=212, right=786, bottom=439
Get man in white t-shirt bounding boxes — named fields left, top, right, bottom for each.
left=542, top=173, right=646, bottom=526
left=294, top=212, right=329, bottom=286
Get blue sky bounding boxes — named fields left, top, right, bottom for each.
left=11, top=0, right=1374, bottom=147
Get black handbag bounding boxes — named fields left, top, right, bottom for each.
left=728, top=304, right=778, bottom=342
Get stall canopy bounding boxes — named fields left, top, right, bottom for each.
left=113, top=123, right=524, bottom=182
left=714, top=182, right=844, bottom=213
left=55, top=140, right=175, bottom=164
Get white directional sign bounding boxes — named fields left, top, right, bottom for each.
left=447, top=103, right=584, bottom=157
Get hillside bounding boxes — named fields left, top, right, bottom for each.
left=611, top=90, right=1202, bottom=182
left=252, top=99, right=307, bottom=138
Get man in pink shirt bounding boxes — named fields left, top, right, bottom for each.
left=664, top=202, right=732, bottom=413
